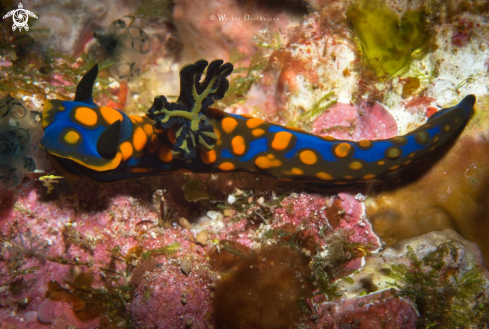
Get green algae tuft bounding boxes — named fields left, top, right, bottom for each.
left=346, top=0, right=430, bottom=77
left=387, top=243, right=489, bottom=328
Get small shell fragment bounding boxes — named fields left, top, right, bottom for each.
left=179, top=217, right=192, bottom=229
left=196, top=230, right=209, bottom=245
left=181, top=258, right=192, bottom=275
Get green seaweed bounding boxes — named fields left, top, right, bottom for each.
left=220, top=49, right=269, bottom=105
left=0, top=228, right=90, bottom=268
left=221, top=241, right=246, bottom=259
left=0, top=20, right=117, bottom=101
left=387, top=242, right=489, bottom=328
left=455, top=72, right=489, bottom=91
left=311, top=271, right=342, bottom=301
left=310, top=230, right=378, bottom=302
left=253, top=31, right=282, bottom=51
left=346, top=0, right=430, bottom=77
left=145, top=242, right=181, bottom=257
left=291, top=92, right=337, bottom=127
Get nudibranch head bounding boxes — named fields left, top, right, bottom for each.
left=40, top=64, right=153, bottom=176
left=40, top=99, right=131, bottom=172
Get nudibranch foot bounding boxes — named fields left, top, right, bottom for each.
left=146, top=59, right=233, bottom=162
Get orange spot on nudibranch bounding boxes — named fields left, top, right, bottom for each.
left=358, top=140, right=371, bottom=148
left=252, top=129, right=265, bottom=137
left=143, top=124, right=154, bottom=136
left=168, top=129, right=176, bottom=144
left=284, top=167, right=303, bottom=175
left=386, top=147, right=401, bottom=159
left=415, top=131, right=430, bottom=145
left=291, top=167, right=303, bottom=175
left=63, top=130, right=80, bottom=144
left=364, top=174, right=376, bottom=180
left=130, top=115, right=143, bottom=123
left=390, top=165, right=400, bottom=171
left=271, top=131, right=293, bottom=151
left=299, top=150, right=317, bottom=165
left=74, top=107, right=98, bottom=126
left=133, top=127, right=147, bottom=151
left=200, top=149, right=217, bottom=164
left=214, top=128, right=223, bottom=145
left=255, top=154, right=282, bottom=169
left=159, top=145, right=173, bottom=162
left=222, top=117, right=238, bottom=133
left=246, top=118, right=264, bottom=129
left=100, top=106, right=123, bottom=124
left=231, top=136, right=246, bottom=155
left=334, top=143, right=351, bottom=158
left=147, top=135, right=159, bottom=154
left=377, top=160, right=385, bottom=165
left=316, top=172, right=333, bottom=180
left=219, top=162, right=235, bottom=171
left=350, top=161, right=362, bottom=170
left=120, top=142, right=133, bottom=161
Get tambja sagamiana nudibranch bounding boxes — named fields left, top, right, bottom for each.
left=39, top=60, right=476, bottom=184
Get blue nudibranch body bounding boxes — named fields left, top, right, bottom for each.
left=40, top=60, right=476, bottom=184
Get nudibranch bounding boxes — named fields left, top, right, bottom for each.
left=40, top=60, right=475, bottom=185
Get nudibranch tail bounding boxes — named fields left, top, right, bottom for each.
left=202, top=93, right=474, bottom=183
left=39, top=60, right=476, bottom=185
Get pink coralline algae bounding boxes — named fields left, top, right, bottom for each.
left=337, top=297, right=416, bottom=329
left=129, top=262, right=215, bottom=328
left=311, top=101, right=398, bottom=141
left=313, top=291, right=417, bottom=329
left=0, top=165, right=386, bottom=328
